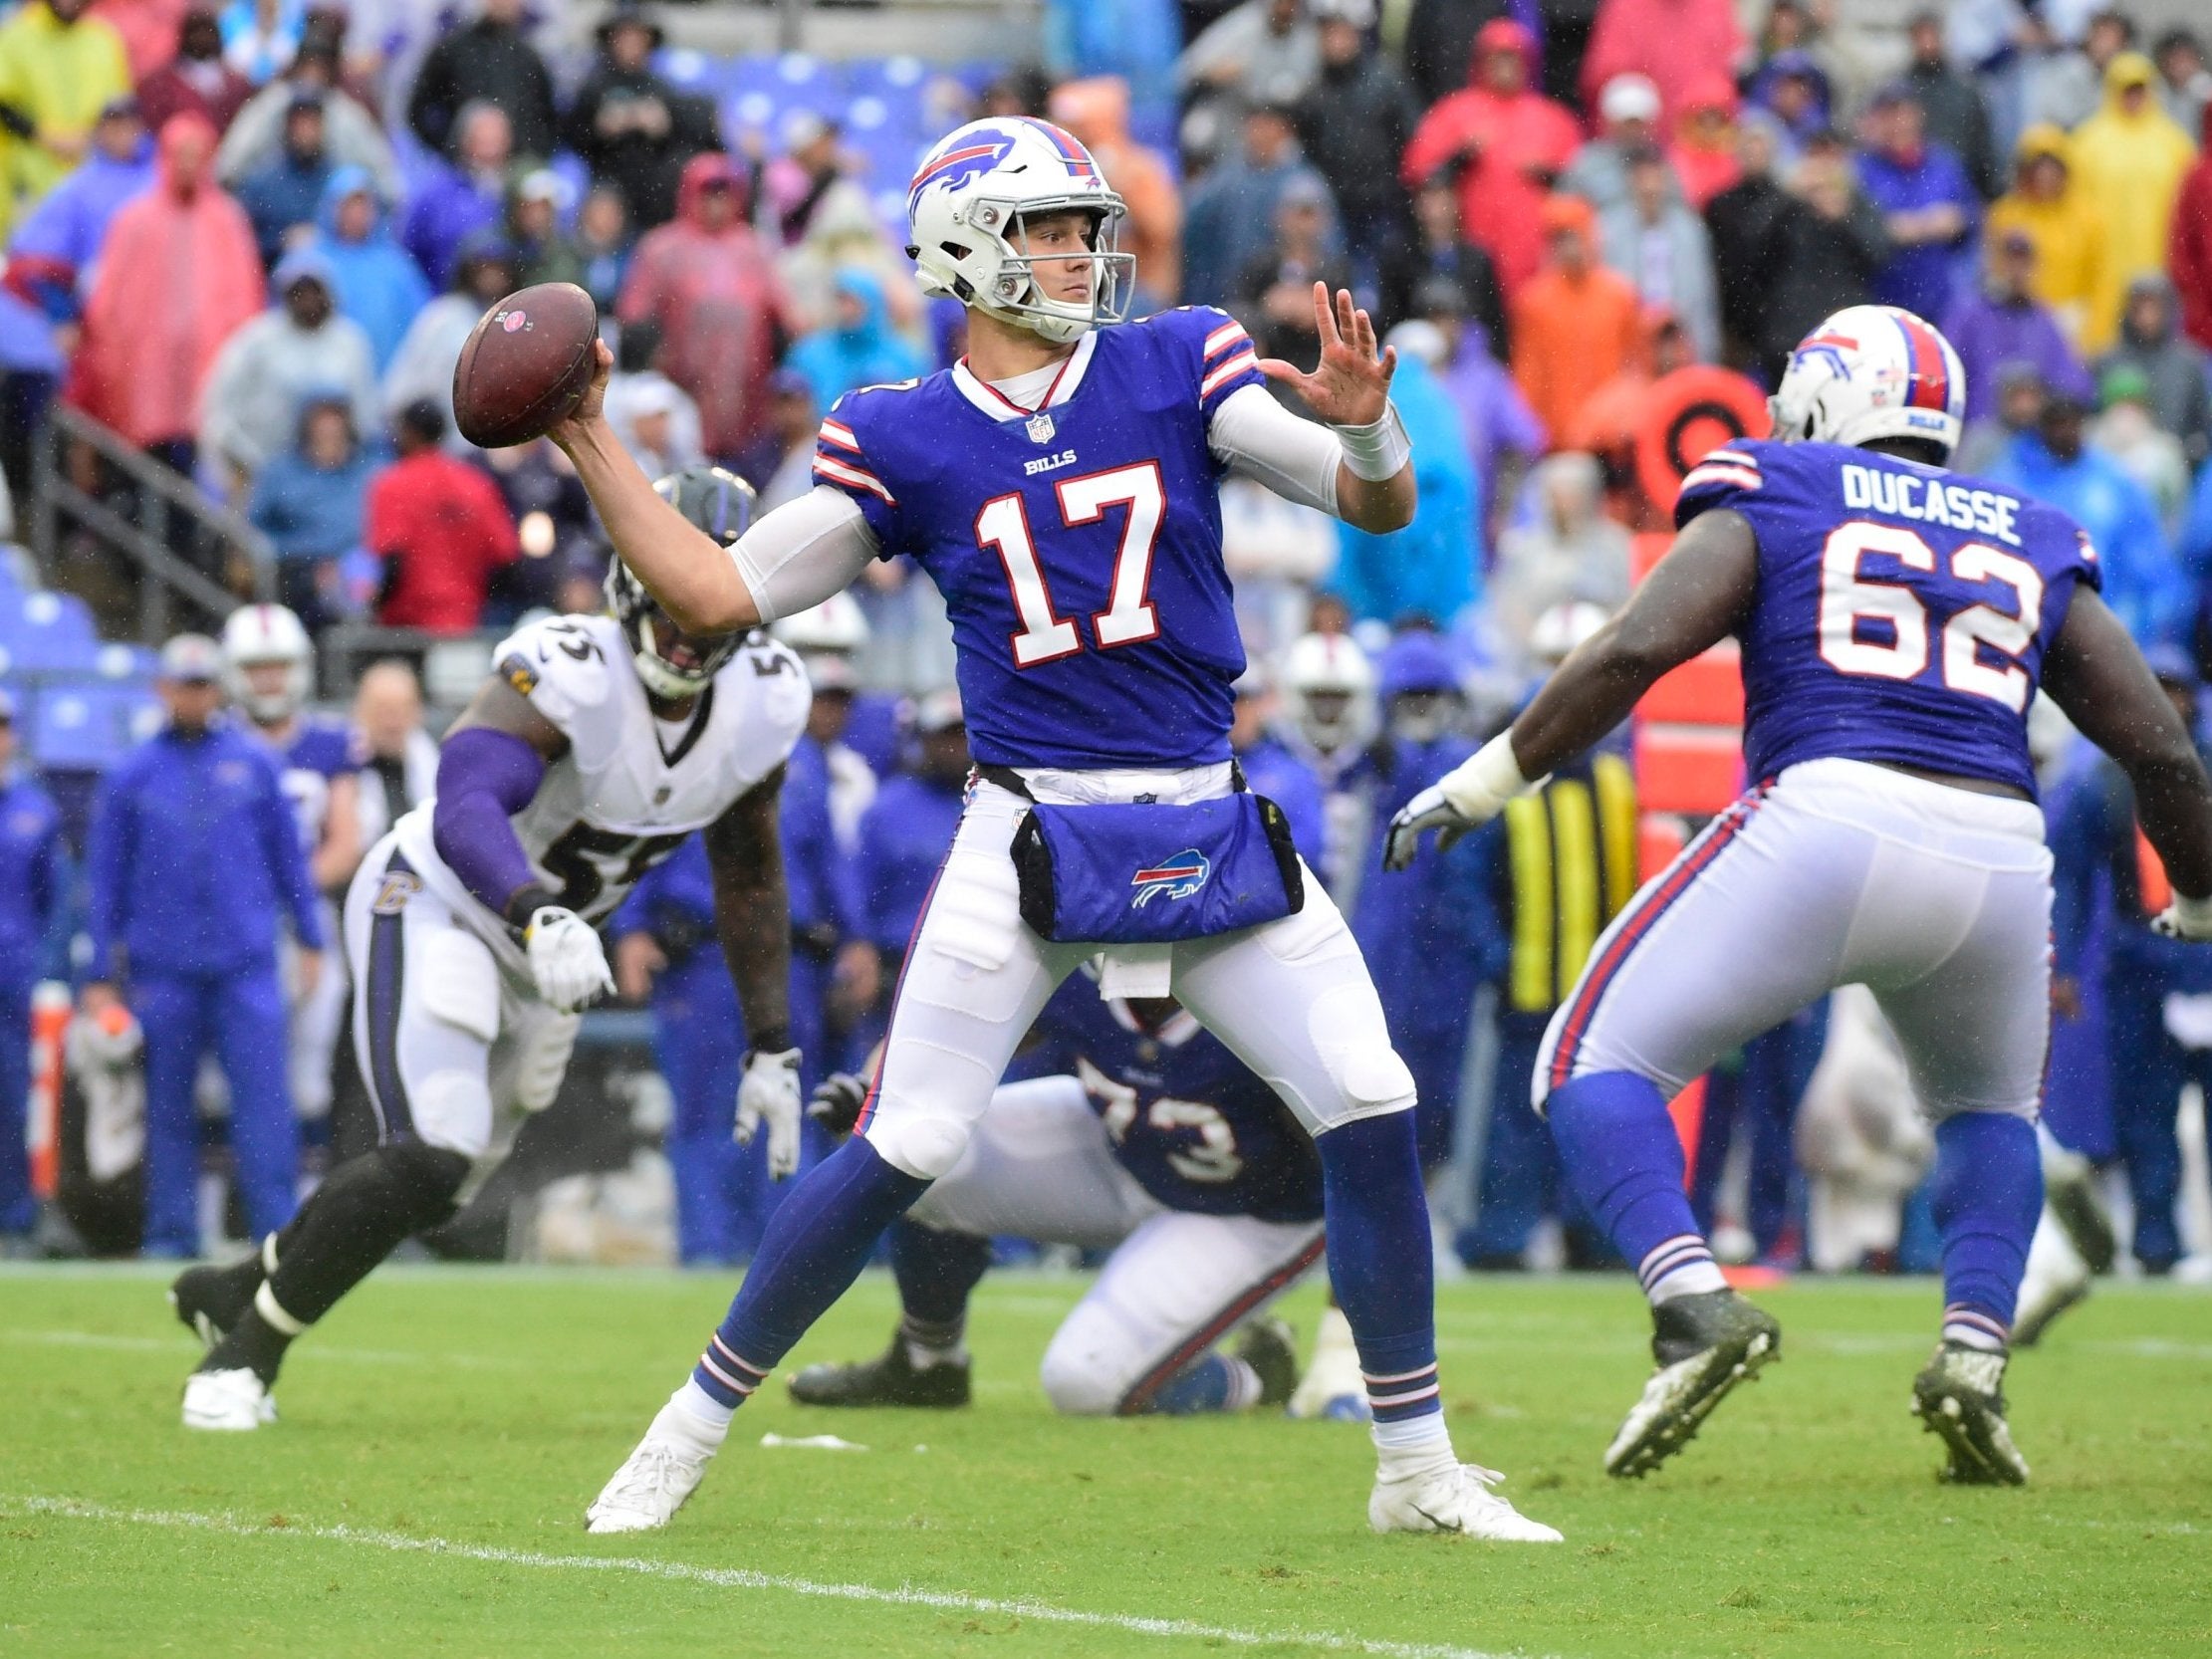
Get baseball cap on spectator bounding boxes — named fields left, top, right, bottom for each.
left=1540, top=194, right=1596, bottom=238
left=516, top=169, right=569, bottom=209
left=159, top=634, right=224, bottom=683
left=1311, top=0, right=1376, bottom=25
left=1383, top=319, right=1448, bottom=368
left=270, top=246, right=336, bottom=294
left=1865, top=81, right=1922, bottom=112
left=98, top=93, right=139, bottom=122
left=286, top=86, right=328, bottom=118
left=1680, top=75, right=1738, bottom=118
left=1766, top=49, right=1822, bottom=85
left=2107, top=51, right=2156, bottom=91
left=913, top=686, right=964, bottom=735
left=1599, top=74, right=1662, bottom=127
left=2097, top=362, right=2153, bottom=409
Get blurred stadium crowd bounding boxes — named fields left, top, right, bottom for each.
left=2, top=0, right=2212, bottom=1281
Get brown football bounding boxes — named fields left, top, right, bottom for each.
left=450, top=282, right=600, bottom=449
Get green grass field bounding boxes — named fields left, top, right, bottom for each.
left=1, top=1266, right=2207, bottom=1659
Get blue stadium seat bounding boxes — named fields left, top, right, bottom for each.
left=0, top=592, right=101, bottom=675
left=27, top=682, right=147, bottom=771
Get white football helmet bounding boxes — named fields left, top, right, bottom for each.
left=905, top=117, right=1132, bottom=344
left=220, top=602, right=314, bottom=723
left=608, top=466, right=755, bottom=700
left=1280, top=631, right=1377, bottom=756
left=1769, top=305, right=1967, bottom=460
left=771, top=592, right=871, bottom=693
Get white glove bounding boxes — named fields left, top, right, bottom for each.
left=735, top=1047, right=805, bottom=1179
left=1382, top=733, right=1534, bottom=871
left=524, top=906, right=615, bottom=1012
left=2153, top=890, right=2212, bottom=942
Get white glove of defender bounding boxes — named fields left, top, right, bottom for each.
left=525, top=906, right=615, bottom=1012
left=2153, top=890, right=2212, bottom=942
left=1383, top=733, right=1535, bottom=871
left=735, top=1047, right=805, bottom=1179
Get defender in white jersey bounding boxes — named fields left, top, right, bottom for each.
left=170, top=469, right=812, bottom=1431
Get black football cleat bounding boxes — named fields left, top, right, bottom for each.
left=787, top=1328, right=972, bottom=1409
left=1912, top=1341, right=2029, bottom=1486
left=1603, top=1290, right=1781, bottom=1478
left=168, top=1259, right=261, bottom=1350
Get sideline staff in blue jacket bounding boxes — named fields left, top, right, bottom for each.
left=0, top=687, right=67, bottom=1242
left=83, top=635, right=325, bottom=1258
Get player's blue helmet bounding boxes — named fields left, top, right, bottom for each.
left=1770, top=305, right=1967, bottom=461
left=904, top=117, right=1132, bottom=345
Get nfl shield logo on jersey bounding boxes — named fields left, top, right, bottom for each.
left=1025, top=411, right=1057, bottom=444
left=1130, top=849, right=1210, bottom=909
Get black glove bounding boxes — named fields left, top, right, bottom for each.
left=807, top=1070, right=869, bottom=1137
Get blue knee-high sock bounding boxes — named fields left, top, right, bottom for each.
left=1549, top=1069, right=1726, bottom=1304
left=891, top=1219, right=992, bottom=1329
left=1316, top=1109, right=1443, bottom=1441
left=1931, top=1111, right=2041, bottom=1351
left=1144, top=1353, right=1261, bottom=1416
left=688, top=1137, right=929, bottom=1410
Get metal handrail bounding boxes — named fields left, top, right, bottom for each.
left=31, top=404, right=276, bottom=638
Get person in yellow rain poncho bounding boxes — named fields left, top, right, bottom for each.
left=1986, top=123, right=2119, bottom=355
left=2066, top=51, right=2197, bottom=349
left=0, top=0, right=130, bottom=239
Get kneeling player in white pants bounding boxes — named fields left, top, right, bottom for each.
left=170, top=475, right=813, bottom=1430
left=789, top=985, right=1328, bottom=1417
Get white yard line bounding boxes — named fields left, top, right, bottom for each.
left=2, top=1494, right=1542, bottom=1659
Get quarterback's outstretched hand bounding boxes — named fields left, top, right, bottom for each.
left=1383, top=734, right=1534, bottom=872
left=735, top=1047, right=805, bottom=1179
left=2153, top=891, right=2212, bottom=942
left=525, top=906, right=615, bottom=1012
left=1259, top=283, right=1395, bottom=427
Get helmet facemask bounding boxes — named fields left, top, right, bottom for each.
left=603, top=560, right=741, bottom=701
left=920, top=199, right=1135, bottom=345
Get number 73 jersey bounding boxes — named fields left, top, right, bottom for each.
left=390, top=613, right=810, bottom=969
left=1676, top=438, right=2101, bottom=798
left=812, top=307, right=1265, bottom=770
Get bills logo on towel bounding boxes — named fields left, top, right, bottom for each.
left=1130, top=850, right=1210, bottom=909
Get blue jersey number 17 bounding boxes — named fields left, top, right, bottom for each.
left=977, top=461, right=1166, bottom=666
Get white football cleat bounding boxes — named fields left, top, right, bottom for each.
left=1369, top=1461, right=1564, bottom=1541
left=1288, top=1306, right=1370, bottom=1423
left=181, top=1367, right=276, bottom=1431
left=586, top=1430, right=717, bottom=1534
left=2013, top=1215, right=2091, bottom=1347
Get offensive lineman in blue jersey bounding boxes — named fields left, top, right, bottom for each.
left=1389, top=305, right=2212, bottom=1487
left=787, top=977, right=1324, bottom=1418
left=552, top=117, right=1560, bottom=1540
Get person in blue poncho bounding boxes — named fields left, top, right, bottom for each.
left=783, top=267, right=929, bottom=412
left=309, top=164, right=430, bottom=373
left=1328, top=323, right=1481, bottom=630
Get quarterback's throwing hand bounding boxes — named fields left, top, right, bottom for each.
left=736, top=1047, right=805, bottom=1179
left=1258, top=283, right=1395, bottom=427
left=525, top=906, right=615, bottom=1012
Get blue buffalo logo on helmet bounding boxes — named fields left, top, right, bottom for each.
left=1130, top=850, right=1211, bottom=909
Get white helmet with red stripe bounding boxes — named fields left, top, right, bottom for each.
left=1770, top=305, right=1966, bottom=461
left=220, top=602, right=314, bottom=723
left=904, top=117, right=1132, bottom=345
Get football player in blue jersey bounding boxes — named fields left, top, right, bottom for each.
left=1388, top=304, right=2212, bottom=1487
left=786, top=977, right=1322, bottom=1418
left=553, top=117, right=1560, bottom=1541
left=220, top=604, right=363, bottom=1130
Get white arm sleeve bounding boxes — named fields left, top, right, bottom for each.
left=729, top=486, right=882, bottom=624
left=1207, top=382, right=1343, bottom=518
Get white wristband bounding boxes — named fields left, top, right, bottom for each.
left=1333, top=402, right=1411, bottom=482
left=1438, top=731, right=1533, bottom=821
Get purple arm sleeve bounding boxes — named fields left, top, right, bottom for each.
left=432, top=726, right=551, bottom=923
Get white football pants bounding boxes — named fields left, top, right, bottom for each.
left=908, top=1075, right=1325, bottom=1415
left=857, top=774, right=1416, bottom=1182
left=282, top=897, right=348, bottom=1120
left=1538, top=758, right=2053, bottom=1121
left=344, top=834, right=580, bottom=1159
